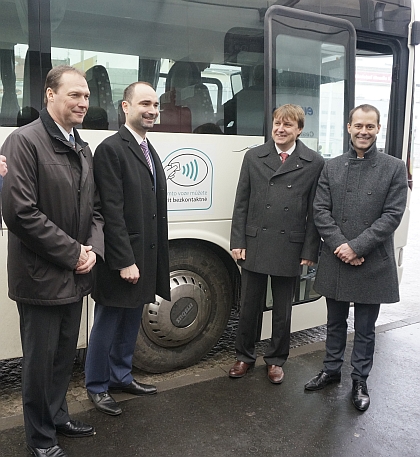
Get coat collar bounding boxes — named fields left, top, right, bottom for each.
left=39, top=108, right=88, bottom=153
left=259, top=139, right=315, bottom=174
left=118, top=125, right=154, bottom=176
left=348, top=140, right=378, bottom=160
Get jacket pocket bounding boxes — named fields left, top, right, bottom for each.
left=378, top=243, right=389, bottom=260
left=289, top=231, right=305, bottom=243
left=245, top=225, right=258, bottom=237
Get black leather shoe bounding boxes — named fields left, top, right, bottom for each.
left=109, top=379, right=157, bottom=396
left=304, top=370, right=341, bottom=391
left=87, top=390, right=122, bottom=416
left=27, top=444, right=68, bottom=457
left=56, top=419, right=95, bottom=438
left=352, top=380, right=370, bottom=411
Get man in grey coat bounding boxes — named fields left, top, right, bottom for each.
left=229, top=104, right=324, bottom=383
left=304, top=104, right=407, bottom=411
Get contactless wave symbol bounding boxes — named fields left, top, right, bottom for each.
left=182, top=159, right=199, bottom=181
left=165, top=153, right=209, bottom=187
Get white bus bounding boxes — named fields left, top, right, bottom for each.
left=0, top=0, right=417, bottom=372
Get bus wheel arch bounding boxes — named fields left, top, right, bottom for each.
left=133, top=240, right=234, bottom=373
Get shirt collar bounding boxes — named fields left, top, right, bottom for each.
left=54, top=122, right=74, bottom=142
left=125, top=124, right=146, bottom=145
left=274, top=142, right=296, bottom=156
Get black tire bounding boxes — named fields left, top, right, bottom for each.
left=132, top=240, right=232, bottom=373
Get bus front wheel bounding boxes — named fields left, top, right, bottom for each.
left=132, top=241, right=232, bottom=373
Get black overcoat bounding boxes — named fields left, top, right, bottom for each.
left=230, top=138, right=324, bottom=276
left=313, top=143, right=407, bottom=304
left=92, top=126, right=170, bottom=308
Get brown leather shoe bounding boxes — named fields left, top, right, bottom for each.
left=267, top=365, right=284, bottom=384
left=229, top=361, right=254, bottom=378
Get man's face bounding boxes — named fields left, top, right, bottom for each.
left=122, top=84, right=159, bottom=136
left=46, top=72, right=90, bottom=132
left=347, top=109, right=380, bottom=156
left=271, top=116, right=302, bottom=151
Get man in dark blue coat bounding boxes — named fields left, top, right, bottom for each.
left=229, top=104, right=324, bottom=383
left=304, top=105, right=407, bottom=411
left=85, top=82, right=170, bottom=416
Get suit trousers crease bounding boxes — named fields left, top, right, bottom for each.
left=323, top=298, right=380, bottom=380
left=17, top=301, right=83, bottom=448
left=235, top=268, right=296, bottom=366
left=85, top=303, right=143, bottom=394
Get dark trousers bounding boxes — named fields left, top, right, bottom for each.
left=17, top=301, right=83, bottom=448
left=323, top=298, right=380, bottom=381
left=235, top=268, right=296, bottom=366
left=85, top=303, right=143, bottom=394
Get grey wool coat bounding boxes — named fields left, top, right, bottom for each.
left=92, top=126, right=170, bottom=308
left=230, top=138, right=325, bottom=276
left=313, top=142, right=407, bottom=304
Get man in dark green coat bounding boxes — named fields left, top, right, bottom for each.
left=305, top=104, right=407, bottom=411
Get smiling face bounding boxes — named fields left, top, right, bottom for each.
left=46, top=71, right=90, bottom=132
left=122, top=83, right=159, bottom=137
left=271, top=116, right=302, bottom=152
left=347, top=108, right=381, bottom=157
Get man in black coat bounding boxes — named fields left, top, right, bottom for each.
left=229, top=104, right=324, bottom=383
left=304, top=105, right=407, bottom=412
left=85, top=82, right=170, bottom=416
left=2, top=66, right=104, bottom=457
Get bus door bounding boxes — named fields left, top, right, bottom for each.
left=261, top=7, right=356, bottom=337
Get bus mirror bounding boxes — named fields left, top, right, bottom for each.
left=411, top=21, right=420, bottom=45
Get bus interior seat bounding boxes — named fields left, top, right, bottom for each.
left=85, top=65, right=117, bottom=130
left=224, top=65, right=264, bottom=136
left=161, top=61, right=214, bottom=131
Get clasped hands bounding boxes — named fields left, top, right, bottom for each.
left=75, top=245, right=97, bottom=274
left=334, top=243, right=364, bottom=266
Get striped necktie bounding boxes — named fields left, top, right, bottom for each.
left=140, top=139, right=153, bottom=174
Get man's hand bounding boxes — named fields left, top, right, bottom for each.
left=0, top=155, right=7, bottom=177
left=120, top=264, right=140, bottom=284
left=76, top=245, right=91, bottom=269
left=334, top=243, right=358, bottom=263
left=232, top=248, right=246, bottom=261
left=75, top=245, right=96, bottom=274
left=349, top=257, right=365, bottom=266
left=301, top=259, right=315, bottom=267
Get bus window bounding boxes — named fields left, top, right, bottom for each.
left=266, top=8, right=355, bottom=159
left=0, top=0, right=37, bottom=128
left=355, top=53, right=393, bottom=152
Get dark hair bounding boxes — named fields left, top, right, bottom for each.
left=348, top=104, right=380, bottom=125
left=123, top=81, right=154, bottom=104
left=44, top=65, right=86, bottom=105
left=272, top=104, right=305, bottom=130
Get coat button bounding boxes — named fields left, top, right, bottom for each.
left=262, top=227, right=267, bottom=231
left=367, top=191, right=372, bottom=195
left=270, top=182, right=274, bottom=186
left=280, top=230, right=285, bottom=234
left=364, top=221, right=369, bottom=225
left=284, top=207, right=289, bottom=211
left=287, top=185, right=292, bottom=188
left=150, top=244, right=156, bottom=248
left=266, top=204, right=271, bottom=208
left=152, top=214, right=156, bottom=219
left=342, top=218, right=347, bottom=223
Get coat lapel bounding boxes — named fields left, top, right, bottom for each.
left=273, top=139, right=314, bottom=177
left=119, top=125, right=153, bottom=175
